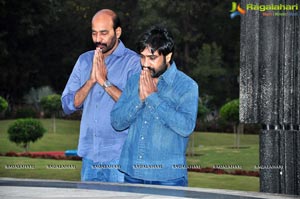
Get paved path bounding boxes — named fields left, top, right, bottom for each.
left=0, top=178, right=298, bottom=199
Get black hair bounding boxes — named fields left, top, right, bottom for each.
left=112, top=14, right=121, bottom=30
left=137, top=26, right=174, bottom=64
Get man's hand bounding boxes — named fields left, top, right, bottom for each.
left=91, top=48, right=107, bottom=86
left=139, top=68, right=157, bottom=101
left=90, top=49, right=98, bottom=84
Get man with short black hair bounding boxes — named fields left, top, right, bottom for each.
left=111, top=26, right=198, bottom=186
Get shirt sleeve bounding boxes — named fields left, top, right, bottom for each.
left=145, top=81, right=199, bottom=137
left=127, top=55, right=141, bottom=79
left=111, top=75, right=144, bottom=131
left=61, top=57, right=84, bottom=115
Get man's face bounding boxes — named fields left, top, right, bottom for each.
left=91, top=15, right=118, bottom=54
left=140, top=47, right=169, bottom=78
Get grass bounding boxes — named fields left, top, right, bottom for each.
left=0, top=156, right=81, bottom=181
left=0, top=156, right=259, bottom=191
left=187, top=132, right=259, bottom=171
left=0, top=119, right=260, bottom=191
left=188, top=172, right=259, bottom=191
left=0, top=119, right=80, bottom=153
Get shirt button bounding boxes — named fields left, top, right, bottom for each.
left=141, top=136, right=144, bottom=140
left=139, top=156, right=143, bottom=159
left=144, top=121, right=147, bottom=124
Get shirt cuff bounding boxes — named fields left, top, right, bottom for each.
left=145, top=93, right=162, bottom=109
left=129, top=94, right=144, bottom=117
left=135, top=94, right=144, bottom=108
left=62, top=91, right=82, bottom=114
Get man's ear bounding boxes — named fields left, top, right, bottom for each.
left=166, top=53, right=173, bottom=64
left=116, top=27, right=122, bottom=39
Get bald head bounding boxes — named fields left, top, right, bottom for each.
left=91, top=9, right=122, bottom=55
left=92, top=9, right=121, bottom=30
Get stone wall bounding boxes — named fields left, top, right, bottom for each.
left=239, top=0, right=300, bottom=195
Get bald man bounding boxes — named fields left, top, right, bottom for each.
left=61, top=9, right=140, bottom=182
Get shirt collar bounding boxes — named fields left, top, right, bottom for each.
left=159, top=62, right=177, bottom=85
left=111, top=40, right=126, bottom=57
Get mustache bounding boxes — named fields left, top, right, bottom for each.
left=94, top=42, right=107, bottom=47
left=141, top=66, right=155, bottom=73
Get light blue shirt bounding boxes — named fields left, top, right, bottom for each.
left=61, top=41, right=141, bottom=162
left=111, top=62, right=199, bottom=181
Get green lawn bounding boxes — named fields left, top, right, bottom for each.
left=0, top=119, right=80, bottom=153
left=0, top=156, right=259, bottom=191
left=0, top=156, right=81, bottom=181
left=188, top=172, right=259, bottom=191
left=0, top=119, right=259, bottom=191
left=186, top=132, right=259, bottom=171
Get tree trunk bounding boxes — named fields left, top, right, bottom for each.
left=24, top=143, right=29, bottom=152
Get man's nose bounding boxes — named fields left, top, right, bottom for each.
left=95, top=33, right=103, bottom=43
left=142, top=57, right=150, bottom=67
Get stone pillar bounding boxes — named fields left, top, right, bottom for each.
left=239, top=0, right=300, bottom=195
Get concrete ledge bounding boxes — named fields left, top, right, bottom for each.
left=0, top=178, right=297, bottom=199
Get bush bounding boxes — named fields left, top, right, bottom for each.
left=196, top=117, right=232, bottom=132
left=7, top=118, right=46, bottom=152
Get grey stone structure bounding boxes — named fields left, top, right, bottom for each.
left=239, top=0, right=300, bottom=195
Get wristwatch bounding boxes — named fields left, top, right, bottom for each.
left=103, top=80, right=113, bottom=88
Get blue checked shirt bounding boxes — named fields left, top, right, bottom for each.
left=61, top=41, right=141, bottom=162
left=111, top=62, right=199, bottom=181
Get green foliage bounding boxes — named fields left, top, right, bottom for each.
left=0, top=0, right=60, bottom=104
left=192, top=43, right=226, bottom=107
left=15, top=107, right=37, bottom=118
left=220, top=99, right=239, bottom=124
left=193, top=43, right=224, bottom=77
left=0, top=119, right=259, bottom=191
left=1, top=0, right=241, bottom=116
left=0, top=96, right=8, bottom=113
left=40, top=94, right=62, bottom=114
left=198, top=100, right=209, bottom=121
left=24, top=86, right=54, bottom=110
left=7, top=118, right=46, bottom=152
left=0, top=119, right=80, bottom=153
left=40, top=94, right=61, bottom=133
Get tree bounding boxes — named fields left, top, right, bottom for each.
left=40, top=94, right=61, bottom=133
left=134, top=1, right=240, bottom=110
left=192, top=42, right=226, bottom=108
left=1, top=0, right=241, bottom=120
left=24, top=86, right=54, bottom=112
left=0, top=96, right=8, bottom=113
left=220, top=99, right=240, bottom=148
left=0, top=0, right=58, bottom=106
left=8, top=118, right=46, bottom=152
left=198, top=100, right=210, bottom=122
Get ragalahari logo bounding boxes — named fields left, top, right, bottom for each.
left=230, top=2, right=246, bottom=18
